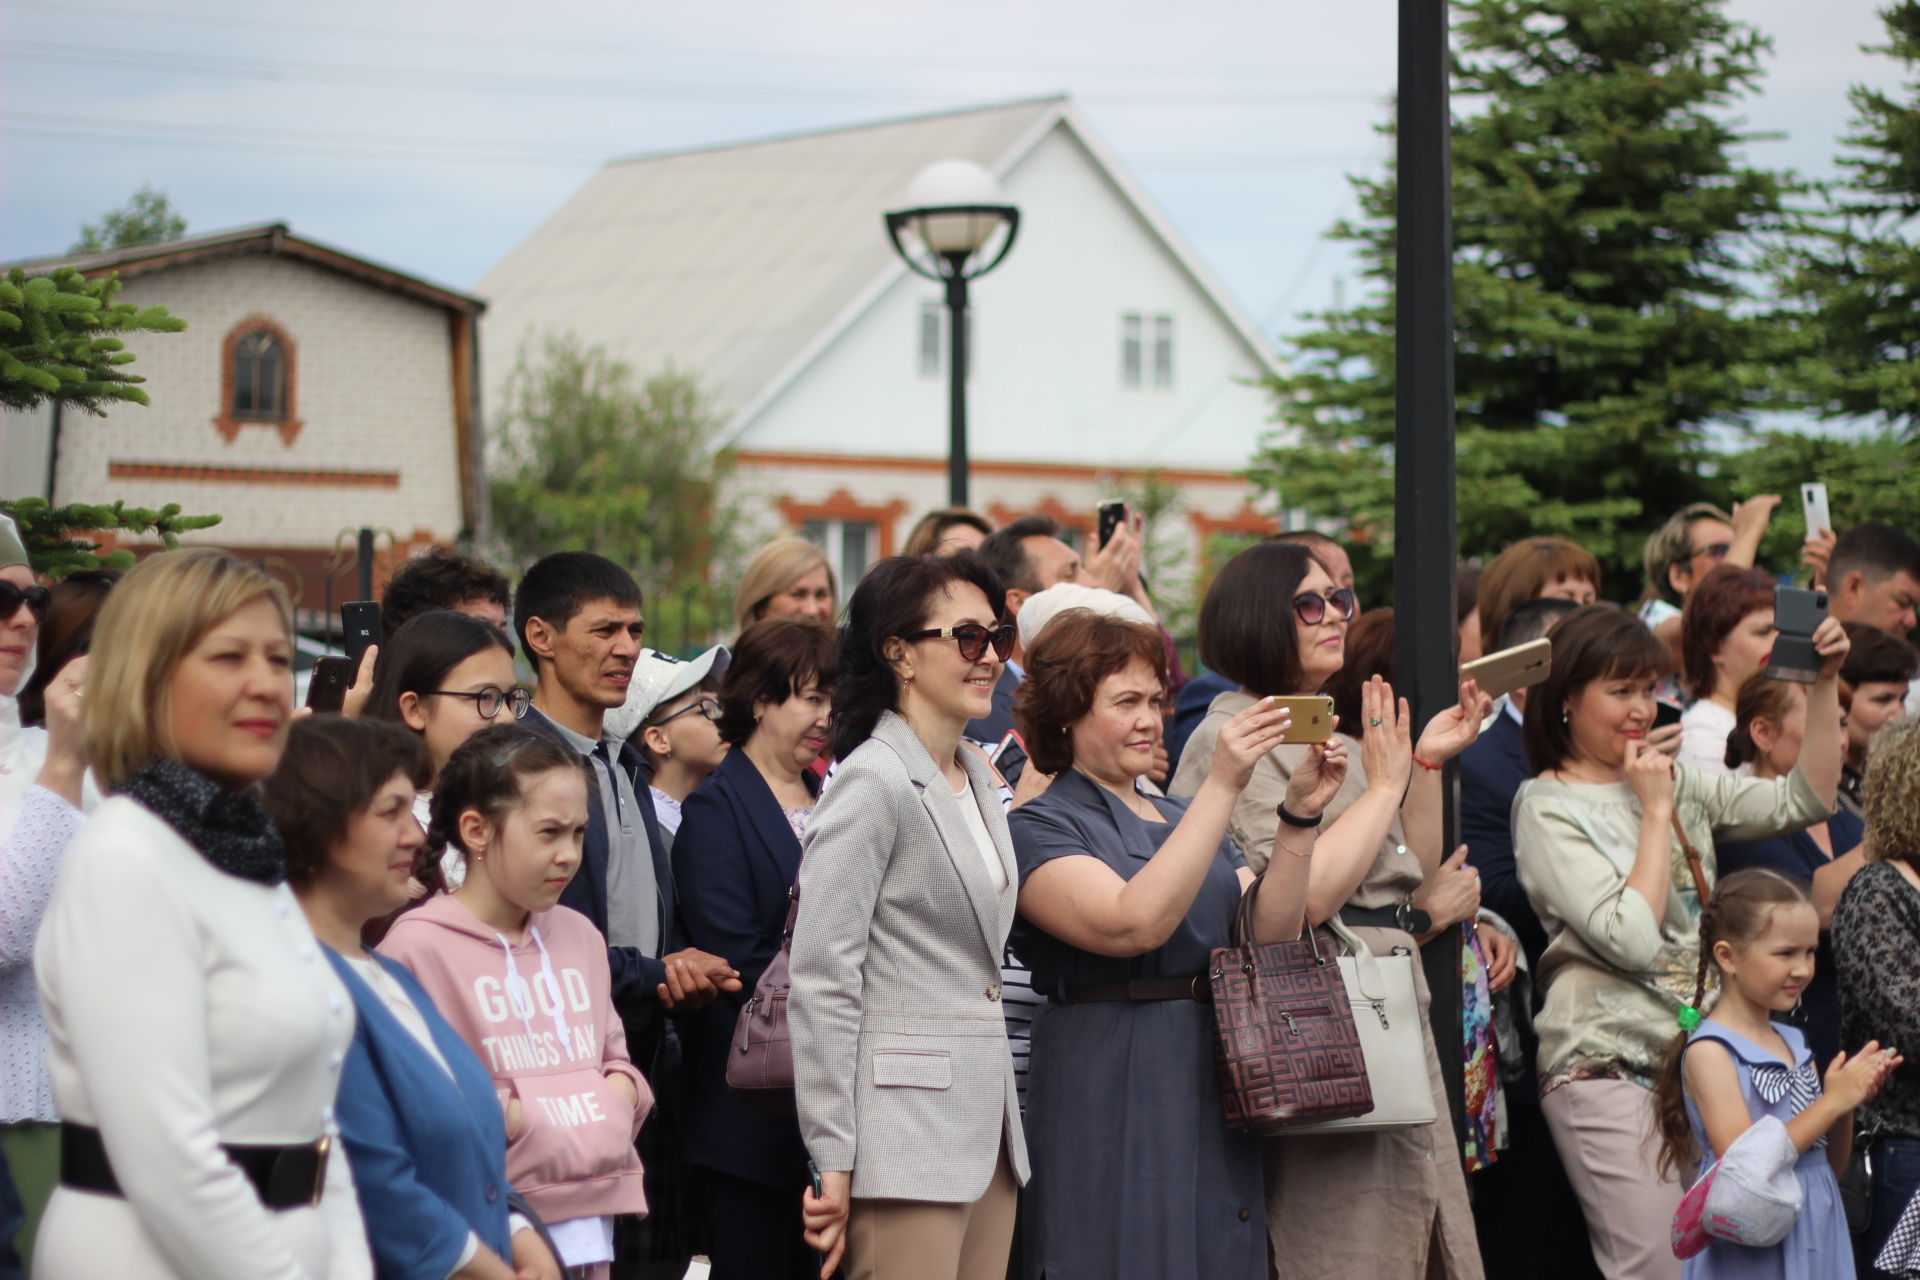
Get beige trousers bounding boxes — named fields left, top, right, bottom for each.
left=1540, top=1078, right=1684, bottom=1280
left=843, top=1148, right=1019, bottom=1280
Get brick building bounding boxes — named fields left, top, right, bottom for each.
left=1, top=224, right=487, bottom=616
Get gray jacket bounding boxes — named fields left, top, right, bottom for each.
left=789, top=710, right=1031, bottom=1201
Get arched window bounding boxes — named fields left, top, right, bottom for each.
left=215, top=317, right=301, bottom=443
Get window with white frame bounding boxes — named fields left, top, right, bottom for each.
left=1120, top=313, right=1143, bottom=387
left=1152, top=315, right=1175, bottom=388
left=801, top=519, right=877, bottom=588
left=1122, top=312, right=1174, bottom=390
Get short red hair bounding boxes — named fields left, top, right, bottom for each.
left=1014, top=612, right=1168, bottom=777
left=1679, top=565, right=1775, bottom=699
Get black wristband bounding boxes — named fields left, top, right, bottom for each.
left=1276, top=802, right=1323, bottom=829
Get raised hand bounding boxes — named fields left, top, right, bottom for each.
left=1413, top=678, right=1492, bottom=767
left=1358, top=677, right=1414, bottom=794
left=1206, top=697, right=1293, bottom=793
left=1813, top=615, right=1851, bottom=683
left=1827, top=1041, right=1905, bottom=1110
left=1622, top=739, right=1675, bottom=814
left=1283, top=731, right=1348, bottom=819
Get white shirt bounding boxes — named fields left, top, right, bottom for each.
left=1678, top=700, right=1751, bottom=777
left=952, top=781, right=1008, bottom=892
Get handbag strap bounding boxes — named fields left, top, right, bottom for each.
left=1670, top=810, right=1712, bottom=904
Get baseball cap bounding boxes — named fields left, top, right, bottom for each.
left=1671, top=1116, right=1803, bottom=1259
left=605, top=645, right=730, bottom=743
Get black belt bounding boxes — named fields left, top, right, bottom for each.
left=1342, top=902, right=1433, bottom=935
left=60, top=1123, right=330, bottom=1210
left=1057, top=976, right=1211, bottom=1004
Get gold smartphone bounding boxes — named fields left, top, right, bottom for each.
left=1460, top=637, right=1553, bottom=702
left=1269, top=694, right=1335, bottom=744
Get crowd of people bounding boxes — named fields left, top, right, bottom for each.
left=3, top=492, right=1920, bottom=1280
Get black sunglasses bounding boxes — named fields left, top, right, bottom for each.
left=0, top=582, right=51, bottom=623
left=429, top=685, right=531, bottom=720
left=1291, top=587, right=1358, bottom=626
left=1687, top=542, right=1733, bottom=564
left=905, top=621, right=1017, bottom=663
left=651, top=696, right=721, bottom=728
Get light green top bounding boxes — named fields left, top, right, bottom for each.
left=1514, top=763, right=1828, bottom=1087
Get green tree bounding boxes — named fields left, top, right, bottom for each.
left=0, top=498, right=223, bottom=580
left=1252, top=0, right=1795, bottom=597
left=489, top=335, right=737, bottom=605
left=71, top=185, right=187, bottom=254
left=1771, top=2, right=1920, bottom=433
left=1, top=268, right=184, bottom=413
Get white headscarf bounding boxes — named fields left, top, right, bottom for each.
left=0, top=513, right=47, bottom=839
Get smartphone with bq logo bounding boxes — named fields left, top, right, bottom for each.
left=1269, top=695, right=1335, bottom=744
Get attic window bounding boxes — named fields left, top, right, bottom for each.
left=214, top=316, right=303, bottom=444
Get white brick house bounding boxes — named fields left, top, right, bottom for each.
left=1, top=224, right=486, bottom=613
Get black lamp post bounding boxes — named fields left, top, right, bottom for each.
left=885, top=160, right=1020, bottom=508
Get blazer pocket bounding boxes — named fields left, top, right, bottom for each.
left=871, top=1049, right=952, bottom=1089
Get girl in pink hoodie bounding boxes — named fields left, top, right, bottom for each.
left=383, top=725, right=650, bottom=1280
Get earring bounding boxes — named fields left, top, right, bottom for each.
left=1561, top=708, right=1570, bottom=725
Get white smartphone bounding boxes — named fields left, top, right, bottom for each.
left=1801, top=482, right=1832, bottom=538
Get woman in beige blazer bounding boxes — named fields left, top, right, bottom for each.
left=791, top=552, right=1030, bottom=1280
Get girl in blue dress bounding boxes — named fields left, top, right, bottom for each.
left=1653, top=869, right=1902, bottom=1278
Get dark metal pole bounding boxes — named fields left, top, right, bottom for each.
left=357, top=526, right=375, bottom=603
left=945, top=255, right=971, bottom=508
left=1395, top=0, right=1467, bottom=1151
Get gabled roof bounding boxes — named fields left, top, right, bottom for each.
left=478, top=95, right=1280, bottom=432
left=8, top=223, right=485, bottom=315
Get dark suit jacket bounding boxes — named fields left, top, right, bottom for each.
left=964, top=665, right=1021, bottom=745
left=1458, top=709, right=1548, bottom=967
left=672, top=749, right=813, bottom=1185
left=1169, top=670, right=1233, bottom=774
left=522, top=706, right=678, bottom=1054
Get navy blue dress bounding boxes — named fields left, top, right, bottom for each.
left=1716, top=808, right=1864, bottom=1066
left=1008, top=769, right=1262, bottom=1280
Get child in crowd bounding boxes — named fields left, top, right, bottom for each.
left=1654, top=869, right=1901, bottom=1278
left=383, top=724, right=651, bottom=1280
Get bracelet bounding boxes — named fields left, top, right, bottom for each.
left=1412, top=753, right=1442, bottom=772
left=1276, top=802, right=1323, bottom=828
left=1277, top=837, right=1316, bottom=859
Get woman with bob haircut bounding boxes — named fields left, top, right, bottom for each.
left=791, top=552, right=1029, bottom=1280
left=1171, top=539, right=1490, bottom=1279
left=673, top=618, right=838, bottom=1279
left=32, top=548, right=373, bottom=1279
left=1476, top=537, right=1604, bottom=658
left=1675, top=565, right=1777, bottom=777
left=1514, top=603, right=1848, bottom=1279
left=1008, top=610, right=1338, bottom=1280
left=1834, top=715, right=1920, bottom=1275
left=732, top=537, right=836, bottom=636
left=263, top=716, right=562, bottom=1280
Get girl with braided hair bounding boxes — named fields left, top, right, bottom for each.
left=1652, top=868, right=1899, bottom=1277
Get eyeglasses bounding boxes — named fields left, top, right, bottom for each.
left=1686, top=542, right=1732, bottom=564
left=430, top=685, right=531, bottom=720
left=651, top=697, right=721, bottom=728
left=0, top=582, right=51, bottom=623
left=905, top=622, right=1017, bottom=663
left=1291, top=587, right=1358, bottom=626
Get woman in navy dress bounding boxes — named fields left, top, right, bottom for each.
left=1007, top=611, right=1347, bottom=1280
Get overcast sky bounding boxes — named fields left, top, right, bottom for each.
left=0, top=0, right=1901, bottom=349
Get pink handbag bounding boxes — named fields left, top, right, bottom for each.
left=726, top=883, right=799, bottom=1116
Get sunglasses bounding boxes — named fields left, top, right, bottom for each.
left=1687, top=542, right=1733, bottom=564
left=906, top=621, right=1017, bottom=664
left=651, top=696, right=721, bottom=728
left=1291, top=587, right=1358, bottom=626
left=0, top=582, right=51, bottom=623
left=430, top=685, right=531, bottom=721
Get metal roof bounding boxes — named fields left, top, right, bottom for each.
left=476, top=95, right=1280, bottom=427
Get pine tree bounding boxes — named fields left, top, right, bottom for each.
left=0, top=267, right=185, bottom=413
left=0, top=498, right=223, bottom=579
left=1771, top=1, right=1920, bottom=432
left=71, top=186, right=187, bottom=255
left=1251, top=0, right=1794, bottom=597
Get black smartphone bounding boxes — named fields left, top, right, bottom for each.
left=1766, top=584, right=1829, bottom=685
left=306, top=657, right=354, bottom=713
left=806, top=1159, right=824, bottom=1199
left=1097, top=499, right=1127, bottom=550
left=342, top=601, right=381, bottom=672
left=1654, top=700, right=1684, bottom=730
left=992, top=730, right=1029, bottom=780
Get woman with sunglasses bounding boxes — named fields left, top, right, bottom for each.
left=1169, top=540, right=1491, bottom=1280
left=604, top=645, right=733, bottom=849
left=672, top=619, right=837, bottom=1279
left=793, top=552, right=1029, bottom=1280
left=364, top=610, right=530, bottom=893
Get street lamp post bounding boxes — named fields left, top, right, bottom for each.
left=885, top=160, right=1021, bottom=508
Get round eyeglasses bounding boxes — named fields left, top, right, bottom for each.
left=430, top=685, right=531, bottom=720
left=1291, top=587, right=1358, bottom=626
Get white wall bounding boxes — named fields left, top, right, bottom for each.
left=0, top=404, right=55, bottom=499
left=736, top=121, right=1278, bottom=473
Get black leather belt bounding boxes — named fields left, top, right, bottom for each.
left=1343, top=902, right=1433, bottom=934
left=60, top=1122, right=330, bottom=1210
left=1057, top=976, right=1211, bottom=1004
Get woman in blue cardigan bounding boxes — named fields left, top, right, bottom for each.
left=262, top=715, right=562, bottom=1280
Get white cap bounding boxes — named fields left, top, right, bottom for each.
left=605, top=645, right=730, bottom=743
left=1015, top=582, right=1154, bottom=652
left=1671, top=1116, right=1803, bottom=1258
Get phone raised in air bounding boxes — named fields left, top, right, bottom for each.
left=305, top=657, right=354, bottom=714
left=1801, top=482, right=1832, bottom=540
left=341, top=601, right=381, bottom=672
left=1460, top=637, right=1552, bottom=703
left=1097, top=500, right=1128, bottom=550
left=1766, top=584, right=1829, bottom=685
left=1270, top=695, right=1335, bottom=744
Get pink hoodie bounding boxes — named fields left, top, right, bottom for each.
left=381, top=895, right=650, bottom=1226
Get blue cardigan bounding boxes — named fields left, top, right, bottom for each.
left=326, top=947, right=515, bottom=1279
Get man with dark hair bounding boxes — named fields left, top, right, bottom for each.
left=514, top=552, right=735, bottom=1277
left=1829, top=521, right=1920, bottom=638
left=380, top=545, right=512, bottom=639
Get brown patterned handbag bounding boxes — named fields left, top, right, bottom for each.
left=1208, top=877, right=1374, bottom=1134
